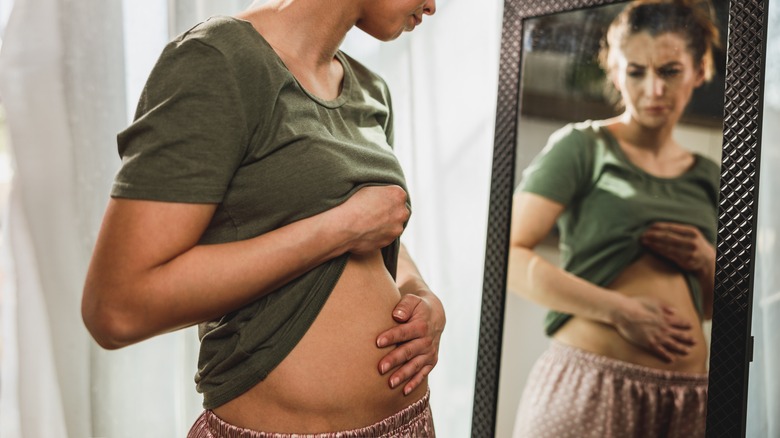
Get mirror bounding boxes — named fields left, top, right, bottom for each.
left=472, top=1, right=769, bottom=437
left=502, top=1, right=727, bottom=435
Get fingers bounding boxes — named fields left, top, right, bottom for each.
left=401, top=365, right=434, bottom=395
left=642, top=229, right=694, bottom=251
left=377, top=338, right=437, bottom=395
left=662, top=307, right=696, bottom=347
left=659, top=338, right=690, bottom=357
left=646, top=314, right=696, bottom=361
left=376, top=317, right=429, bottom=378
left=662, top=306, right=693, bottom=330
left=389, top=294, right=423, bottom=323
left=669, top=329, right=696, bottom=347
left=374, top=290, right=441, bottom=396
left=648, top=335, right=691, bottom=363
left=376, top=317, right=427, bottom=348
left=647, top=222, right=699, bottom=237
left=343, top=185, right=410, bottom=254
left=625, top=301, right=698, bottom=363
left=641, top=228, right=701, bottom=270
left=648, top=340, right=676, bottom=363
left=657, top=326, right=697, bottom=359
left=376, top=294, right=427, bottom=347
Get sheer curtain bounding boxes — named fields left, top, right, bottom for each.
left=0, top=0, right=124, bottom=436
left=0, top=0, right=501, bottom=436
left=746, top=2, right=780, bottom=436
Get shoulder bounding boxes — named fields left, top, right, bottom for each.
left=158, top=16, right=279, bottom=76
left=140, top=16, right=287, bottom=113
left=544, top=120, right=604, bottom=157
left=339, top=51, right=392, bottom=103
left=339, top=51, right=388, bottom=89
left=691, top=153, right=722, bottom=186
left=693, top=153, right=721, bottom=173
left=175, top=16, right=258, bottom=52
left=551, top=120, right=601, bottom=143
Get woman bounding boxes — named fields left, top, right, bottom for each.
left=509, top=1, right=721, bottom=437
left=81, top=0, right=445, bottom=436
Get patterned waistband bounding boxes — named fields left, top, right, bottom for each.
left=198, top=388, right=432, bottom=438
left=547, top=340, right=709, bottom=386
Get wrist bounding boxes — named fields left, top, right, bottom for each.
left=398, top=276, right=429, bottom=295
left=602, top=291, right=630, bottom=327
left=316, top=206, right=355, bottom=258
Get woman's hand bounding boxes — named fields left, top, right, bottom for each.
left=640, top=222, right=715, bottom=276
left=375, top=285, right=445, bottom=396
left=333, top=185, right=410, bottom=254
left=612, top=295, right=696, bottom=363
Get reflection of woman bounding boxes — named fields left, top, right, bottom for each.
left=81, top=0, right=445, bottom=436
left=510, top=1, right=720, bottom=437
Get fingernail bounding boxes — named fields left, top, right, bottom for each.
left=377, top=337, right=386, bottom=348
left=391, top=377, right=399, bottom=388
left=394, top=310, right=405, bottom=318
left=380, top=363, right=388, bottom=374
left=404, top=386, right=411, bottom=396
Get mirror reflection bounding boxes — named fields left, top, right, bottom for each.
left=497, top=1, right=727, bottom=437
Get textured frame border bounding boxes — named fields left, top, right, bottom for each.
left=470, top=1, right=768, bottom=437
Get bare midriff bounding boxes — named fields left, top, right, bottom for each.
left=552, top=253, right=708, bottom=374
left=212, top=250, right=427, bottom=433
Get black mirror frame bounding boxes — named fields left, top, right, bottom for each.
left=471, top=1, right=769, bottom=437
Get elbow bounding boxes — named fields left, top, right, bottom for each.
left=81, top=305, right=132, bottom=350
left=81, top=287, right=142, bottom=350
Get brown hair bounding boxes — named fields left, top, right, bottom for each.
left=599, top=0, right=722, bottom=82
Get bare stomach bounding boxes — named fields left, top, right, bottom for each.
left=212, top=251, right=427, bottom=433
left=552, top=253, right=708, bottom=374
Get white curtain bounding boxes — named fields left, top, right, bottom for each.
left=0, top=0, right=120, bottom=436
left=0, top=0, right=502, bottom=437
left=746, top=2, right=780, bottom=436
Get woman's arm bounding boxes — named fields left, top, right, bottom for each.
left=509, top=192, right=696, bottom=362
left=508, top=193, right=627, bottom=323
left=82, top=185, right=410, bottom=350
left=376, top=244, right=445, bottom=396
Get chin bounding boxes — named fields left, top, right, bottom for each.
left=640, top=118, right=672, bottom=130
left=362, top=27, right=404, bottom=42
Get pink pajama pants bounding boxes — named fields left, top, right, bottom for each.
left=188, top=388, right=435, bottom=438
left=513, top=341, right=708, bottom=438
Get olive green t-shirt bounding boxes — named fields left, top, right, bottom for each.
left=112, top=16, right=410, bottom=409
left=518, top=120, right=720, bottom=336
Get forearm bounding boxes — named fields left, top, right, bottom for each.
left=507, top=245, right=626, bottom=326
left=84, top=209, right=347, bottom=349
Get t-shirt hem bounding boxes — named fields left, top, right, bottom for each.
left=111, top=183, right=225, bottom=204
left=199, top=253, right=351, bottom=410
left=519, top=186, right=570, bottom=206
left=544, top=312, right=573, bottom=336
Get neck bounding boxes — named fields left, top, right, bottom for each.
left=237, top=0, right=358, bottom=68
left=615, top=112, right=677, bottom=155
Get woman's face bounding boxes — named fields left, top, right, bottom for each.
left=611, top=31, right=705, bottom=130
left=356, top=0, right=436, bottom=41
